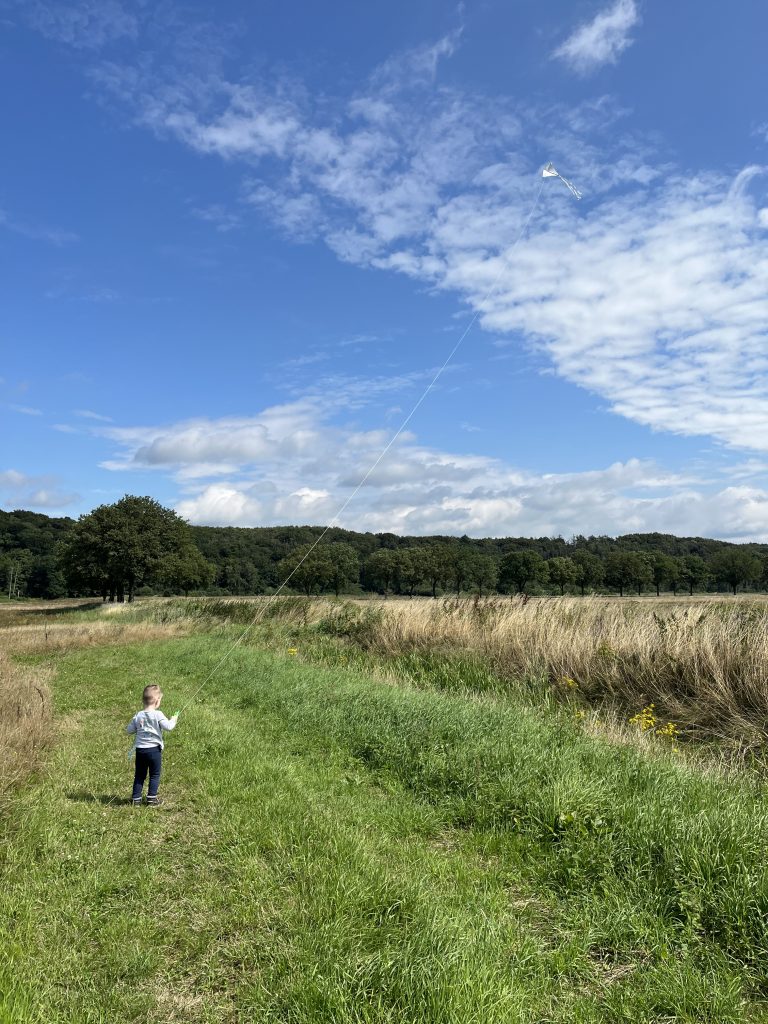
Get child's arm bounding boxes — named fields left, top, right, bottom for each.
left=159, top=711, right=178, bottom=731
left=125, top=716, right=137, bottom=735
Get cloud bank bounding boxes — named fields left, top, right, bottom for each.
left=99, top=399, right=768, bottom=541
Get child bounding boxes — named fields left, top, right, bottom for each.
left=126, top=684, right=178, bottom=807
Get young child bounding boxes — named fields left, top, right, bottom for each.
left=126, top=684, right=179, bottom=807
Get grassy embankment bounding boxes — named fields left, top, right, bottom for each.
left=2, top=598, right=768, bottom=1021
left=134, top=594, right=768, bottom=747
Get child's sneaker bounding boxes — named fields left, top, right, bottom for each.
left=146, top=796, right=163, bottom=807
left=132, top=798, right=142, bottom=807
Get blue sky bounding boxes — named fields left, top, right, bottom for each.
left=2, top=0, right=768, bottom=539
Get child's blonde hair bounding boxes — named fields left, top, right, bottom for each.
left=142, top=684, right=163, bottom=707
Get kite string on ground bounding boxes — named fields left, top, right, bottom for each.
left=177, top=177, right=546, bottom=716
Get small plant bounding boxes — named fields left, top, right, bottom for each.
left=595, top=641, right=616, bottom=662
left=656, top=720, right=681, bottom=747
left=628, top=704, right=656, bottom=732
left=628, top=704, right=681, bottom=747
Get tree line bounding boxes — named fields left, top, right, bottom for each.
left=1, top=500, right=768, bottom=601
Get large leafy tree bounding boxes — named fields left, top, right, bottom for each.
left=650, top=553, right=679, bottom=597
left=445, top=546, right=475, bottom=596
left=679, top=555, right=711, bottom=596
left=572, top=550, right=604, bottom=596
left=60, top=495, right=211, bottom=602
left=604, top=551, right=652, bottom=597
left=420, top=544, right=453, bottom=599
left=277, top=544, right=335, bottom=596
left=468, top=553, right=499, bottom=597
left=547, top=556, right=578, bottom=595
left=710, top=549, right=762, bottom=595
left=498, top=551, right=549, bottom=594
left=363, top=549, right=399, bottom=596
left=396, top=549, right=424, bottom=597
left=326, top=543, right=360, bottom=597
left=156, top=546, right=216, bottom=596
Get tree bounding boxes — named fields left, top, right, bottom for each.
left=445, top=546, right=474, bottom=596
left=628, top=552, right=653, bottom=595
left=572, top=550, right=604, bottom=596
left=1, top=550, right=33, bottom=599
left=363, top=549, right=398, bottom=597
left=650, top=553, right=678, bottom=597
left=397, top=549, right=424, bottom=598
left=327, top=543, right=360, bottom=597
left=667, top=556, right=684, bottom=595
left=468, top=553, right=498, bottom=596
left=604, top=551, right=651, bottom=597
left=156, top=545, right=216, bottom=596
left=26, top=554, right=68, bottom=599
left=498, top=551, right=549, bottom=594
left=278, top=544, right=334, bottom=596
left=678, top=555, right=711, bottom=596
left=420, top=544, right=453, bottom=598
left=710, top=549, right=762, bottom=595
left=60, top=496, right=198, bottom=602
left=547, top=556, right=577, bottom=595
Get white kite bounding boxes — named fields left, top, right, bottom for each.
left=542, top=162, right=582, bottom=200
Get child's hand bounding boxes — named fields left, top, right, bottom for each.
left=173, top=711, right=181, bottom=720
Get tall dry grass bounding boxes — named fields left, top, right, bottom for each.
left=218, top=595, right=768, bottom=744
left=0, top=620, right=191, bottom=657
left=0, top=652, right=53, bottom=803
left=361, top=597, right=768, bottom=740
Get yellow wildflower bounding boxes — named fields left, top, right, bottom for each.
left=628, top=704, right=656, bottom=732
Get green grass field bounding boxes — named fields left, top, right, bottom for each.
left=3, top=615, right=768, bottom=1022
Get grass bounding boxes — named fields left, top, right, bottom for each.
left=2, top=617, right=768, bottom=1021
left=127, top=593, right=768, bottom=746
left=4, top=598, right=768, bottom=1020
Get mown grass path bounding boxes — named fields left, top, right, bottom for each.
left=1, top=635, right=767, bottom=1022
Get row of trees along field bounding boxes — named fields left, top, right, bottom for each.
left=2, top=499, right=768, bottom=600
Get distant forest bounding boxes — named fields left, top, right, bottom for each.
left=3, top=506, right=768, bottom=601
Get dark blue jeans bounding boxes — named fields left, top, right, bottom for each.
left=132, top=745, right=162, bottom=800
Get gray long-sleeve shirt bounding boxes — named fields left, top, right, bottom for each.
left=125, top=708, right=178, bottom=749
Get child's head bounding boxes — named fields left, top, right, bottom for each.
left=142, top=684, right=163, bottom=708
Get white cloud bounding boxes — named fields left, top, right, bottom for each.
left=83, top=29, right=768, bottom=460
left=0, top=208, right=78, bottom=246
left=19, top=0, right=138, bottom=49
left=9, top=404, right=43, bottom=416
left=553, top=0, right=640, bottom=74
left=74, top=409, right=113, bottom=422
left=191, top=203, right=242, bottom=232
left=99, top=401, right=768, bottom=540
left=0, top=469, right=78, bottom=509
left=433, top=167, right=768, bottom=452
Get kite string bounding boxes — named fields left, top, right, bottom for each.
left=177, top=177, right=545, bottom=714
